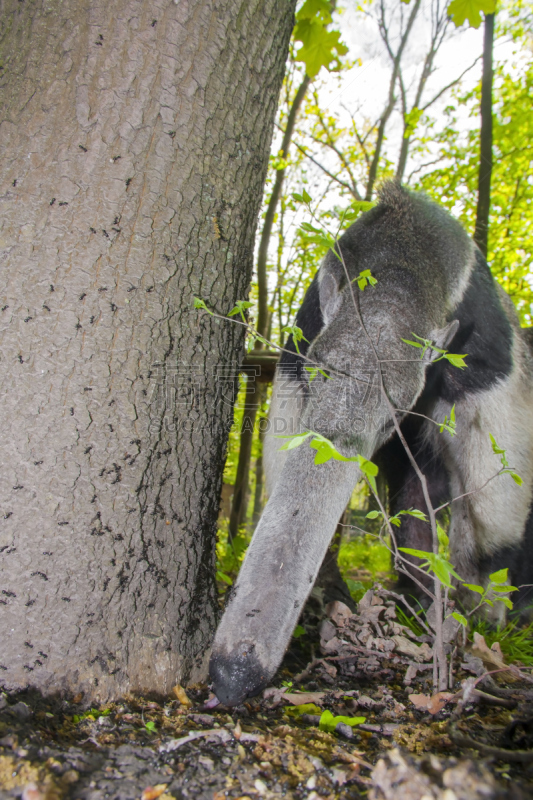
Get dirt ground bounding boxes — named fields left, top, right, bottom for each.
left=2, top=589, right=533, bottom=800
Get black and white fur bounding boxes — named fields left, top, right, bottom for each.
left=210, top=183, right=533, bottom=706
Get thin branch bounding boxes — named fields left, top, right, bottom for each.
left=292, top=139, right=359, bottom=197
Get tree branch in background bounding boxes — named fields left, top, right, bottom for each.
left=396, top=0, right=450, bottom=182
left=474, top=12, right=495, bottom=257
left=256, top=75, right=311, bottom=339
left=292, top=138, right=359, bottom=197
left=365, top=0, right=422, bottom=200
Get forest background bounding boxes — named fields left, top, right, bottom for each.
left=217, top=0, right=533, bottom=601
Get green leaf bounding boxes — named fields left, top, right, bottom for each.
left=490, top=568, right=509, bottom=584
left=311, top=438, right=337, bottom=465
left=302, top=189, right=312, bottom=204
left=366, top=510, right=380, bottom=520
left=463, top=583, right=485, bottom=595
left=282, top=325, right=308, bottom=354
left=439, top=404, right=456, bottom=436
left=300, top=221, right=323, bottom=233
left=352, top=269, right=378, bottom=291
left=401, top=338, right=424, bottom=349
left=284, top=703, right=323, bottom=717
left=293, top=624, right=306, bottom=639
left=510, top=472, right=523, bottom=486
left=357, top=455, right=379, bottom=477
left=495, top=596, right=514, bottom=610
left=406, top=508, right=428, bottom=521
left=350, top=201, right=376, bottom=214
left=193, top=297, right=213, bottom=314
left=296, top=0, right=332, bottom=22
left=451, top=611, right=468, bottom=627
left=404, top=107, right=423, bottom=138
left=318, top=709, right=366, bottom=732
left=489, top=433, right=506, bottom=455
left=399, top=547, right=432, bottom=560
left=443, top=353, right=468, bottom=369
left=294, top=21, right=348, bottom=78
left=145, top=720, right=156, bottom=732
left=228, top=300, right=253, bottom=319
left=304, top=365, right=330, bottom=382
left=491, top=584, right=518, bottom=593
left=278, top=432, right=312, bottom=451
left=437, top=523, right=449, bottom=552
left=447, top=0, right=496, bottom=29
left=398, top=548, right=461, bottom=588
left=216, top=570, right=233, bottom=586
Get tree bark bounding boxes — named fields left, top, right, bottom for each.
left=0, top=0, right=295, bottom=702
left=252, top=389, right=268, bottom=525
left=228, top=377, right=260, bottom=540
left=474, top=12, right=494, bottom=258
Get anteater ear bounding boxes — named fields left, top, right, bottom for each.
left=319, top=271, right=343, bottom=325
left=426, top=319, right=460, bottom=362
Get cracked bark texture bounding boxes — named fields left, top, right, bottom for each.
left=0, top=0, right=295, bottom=701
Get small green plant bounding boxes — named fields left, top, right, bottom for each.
left=291, top=191, right=376, bottom=263
left=144, top=720, right=157, bottom=733
left=367, top=507, right=427, bottom=528
left=215, top=529, right=250, bottom=592
left=395, top=605, right=427, bottom=638
left=439, top=404, right=456, bottom=436
left=228, top=300, right=254, bottom=324
left=277, top=431, right=379, bottom=492
left=281, top=325, right=308, bottom=354
left=284, top=702, right=322, bottom=717
left=490, top=434, right=523, bottom=485
left=318, top=709, right=366, bottom=732
left=401, top=332, right=468, bottom=368
left=72, top=707, right=111, bottom=724
left=351, top=269, right=378, bottom=291
left=304, top=365, right=330, bottom=382
left=472, top=618, right=533, bottom=665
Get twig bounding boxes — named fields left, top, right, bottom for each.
left=377, top=588, right=433, bottom=636
left=448, top=722, right=533, bottom=763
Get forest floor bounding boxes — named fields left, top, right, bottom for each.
left=2, top=587, right=533, bottom=800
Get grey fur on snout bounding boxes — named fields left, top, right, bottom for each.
left=210, top=445, right=361, bottom=704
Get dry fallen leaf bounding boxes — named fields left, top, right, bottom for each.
left=392, top=635, right=432, bottom=663
left=141, top=785, right=168, bottom=800
left=325, top=600, right=354, bottom=626
left=409, top=692, right=454, bottom=715
left=172, top=684, right=192, bottom=706
left=280, top=691, right=326, bottom=706
left=471, top=633, right=517, bottom=681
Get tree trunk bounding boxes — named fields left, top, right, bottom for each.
left=474, top=12, right=494, bottom=258
left=256, top=75, right=310, bottom=337
left=228, top=377, right=260, bottom=540
left=252, top=389, right=268, bottom=525
left=0, top=0, right=295, bottom=702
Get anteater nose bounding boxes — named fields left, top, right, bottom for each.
left=209, top=642, right=269, bottom=706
